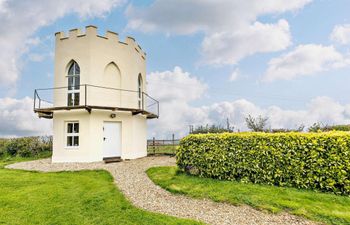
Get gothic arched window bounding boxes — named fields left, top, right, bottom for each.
left=67, top=61, right=80, bottom=106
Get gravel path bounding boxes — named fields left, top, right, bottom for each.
left=6, top=156, right=316, bottom=225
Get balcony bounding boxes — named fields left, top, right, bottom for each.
left=34, top=84, right=159, bottom=119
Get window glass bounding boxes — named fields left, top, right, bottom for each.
left=66, top=122, right=79, bottom=147
left=73, top=136, right=79, bottom=146
left=75, top=63, right=80, bottom=75
left=138, top=75, right=142, bottom=98
left=67, top=93, right=73, bottom=106
left=73, top=123, right=79, bottom=133
left=67, top=136, right=73, bottom=146
left=74, top=77, right=80, bottom=89
left=67, top=61, right=80, bottom=106
left=74, top=93, right=80, bottom=106
left=68, top=64, right=74, bottom=75
left=68, top=62, right=80, bottom=76
left=68, top=77, right=74, bottom=90
left=67, top=123, right=73, bottom=133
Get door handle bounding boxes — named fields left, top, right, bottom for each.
left=103, top=137, right=106, bottom=141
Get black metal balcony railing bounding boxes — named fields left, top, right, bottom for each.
left=34, top=84, right=159, bottom=119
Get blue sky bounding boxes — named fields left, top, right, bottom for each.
left=1, top=0, right=350, bottom=138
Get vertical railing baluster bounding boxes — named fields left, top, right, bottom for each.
left=85, top=84, right=87, bottom=107
left=157, top=101, right=159, bottom=118
left=33, top=90, right=36, bottom=110
left=172, top=133, right=175, bottom=155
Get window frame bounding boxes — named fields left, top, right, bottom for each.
left=65, top=121, right=79, bottom=148
left=138, top=74, right=143, bottom=109
left=67, top=61, right=80, bottom=106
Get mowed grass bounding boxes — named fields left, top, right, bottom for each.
left=0, top=158, right=202, bottom=225
left=147, top=166, right=350, bottom=225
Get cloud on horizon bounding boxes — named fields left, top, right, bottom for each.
left=147, top=67, right=350, bottom=138
left=0, top=97, right=51, bottom=137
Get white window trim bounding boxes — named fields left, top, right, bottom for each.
left=65, top=121, right=79, bottom=149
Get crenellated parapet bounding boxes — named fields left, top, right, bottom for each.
left=55, top=25, right=146, bottom=59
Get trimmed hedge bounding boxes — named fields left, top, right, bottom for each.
left=177, top=132, right=350, bottom=195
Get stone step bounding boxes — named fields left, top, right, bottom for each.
left=103, top=156, right=122, bottom=163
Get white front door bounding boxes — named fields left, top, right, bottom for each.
left=103, top=122, right=121, bottom=158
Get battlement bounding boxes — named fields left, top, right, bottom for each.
left=55, top=25, right=146, bottom=59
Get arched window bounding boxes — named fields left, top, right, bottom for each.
left=67, top=61, right=80, bottom=106
left=138, top=74, right=143, bottom=109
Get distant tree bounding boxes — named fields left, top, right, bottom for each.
left=190, top=123, right=234, bottom=134
left=323, top=124, right=350, bottom=131
left=308, top=122, right=324, bottom=132
left=245, top=114, right=269, bottom=132
left=270, top=124, right=305, bottom=133
left=308, top=123, right=350, bottom=132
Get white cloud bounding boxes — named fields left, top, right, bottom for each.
left=126, top=0, right=310, bottom=34
left=147, top=67, right=208, bottom=138
left=28, top=53, right=46, bottom=62
left=148, top=66, right=207, bottom=102
left=206, top=96, right=350, bottom=131
left=201, top=20, right=291, bottom=65
left=263, top=44, right=350, bottom=82
left=147, top=68, right=350, bottom=138
left=330, top=24, right=350, bottom=45
left=126, top=0, right=311, bottom=65
left=229, top=68, right=240, bottom=81
left=0, top=0, right=124, bottom=87
left=0, top=97, right=51, bottom=137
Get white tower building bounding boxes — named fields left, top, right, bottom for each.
left=34, top=26, right=159, bottom=162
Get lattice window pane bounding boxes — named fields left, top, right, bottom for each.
left=74, top=76, right=80, bottom=89
left=68, top=64, right=74, bottom=75
left=67, top=93, right=73, bottom=106
left=67, top=123, right=73, bottom=133
left=74, top=63, right=80, bottom=75
left=74, top=93, right=80, bottom=106
left=73, top=136, right=79, bottom=146
left=73, top=123, right=79, bottom=133
left=67, top=136, right=73, bottom=146
left=68, top=77, right=74, bottom=90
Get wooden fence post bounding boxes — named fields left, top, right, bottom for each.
left=172, top=133, right=175, bottom=154
left=153, top=137, right=155, bottom=155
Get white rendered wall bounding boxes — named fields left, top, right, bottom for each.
left=52, top=26, right=148, bottom=163
left=52, top=110, right=147, bottom=163
left=53, top=26, right=146, bottom=109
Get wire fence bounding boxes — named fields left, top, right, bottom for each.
left=147, top=135, right=180, bottom=156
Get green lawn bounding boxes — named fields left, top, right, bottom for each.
left=0, top=157, right=202, bottom=225
left=147, top=166, right=350, bottom=225
left=0, top=151, right=52, bottom=168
